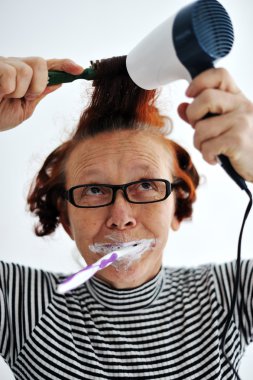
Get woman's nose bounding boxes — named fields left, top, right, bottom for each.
left=105, top=191, right=137, bottom=230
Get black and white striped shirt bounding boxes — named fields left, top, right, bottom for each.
left=0, top=260, right=253, bottom=379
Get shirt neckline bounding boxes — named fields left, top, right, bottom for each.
left=85, top=267, right=165, bottom=311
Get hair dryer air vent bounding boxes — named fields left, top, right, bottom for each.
left=192, top=2, right=234, bottom=58
left=173, top=0, right=234, bottom=78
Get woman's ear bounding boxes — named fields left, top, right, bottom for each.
left=171, top=215, right=181, bottom=231
left=171, top=192, right=181, bottom=231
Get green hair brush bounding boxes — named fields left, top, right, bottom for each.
left=48, top=60, right=98, bottom=85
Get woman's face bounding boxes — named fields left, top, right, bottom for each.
left=64, top=130, right=180, bottom=289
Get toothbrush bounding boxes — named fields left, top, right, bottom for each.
left=57, top=239, right=153, bottom=294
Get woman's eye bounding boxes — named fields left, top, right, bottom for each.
left=87, top=186, right=103, bottom=195
left=79, top=186, right=103, bottom=198
left=139, top=182, right=154, bottom=190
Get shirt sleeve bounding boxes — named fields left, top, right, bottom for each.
left=212, top=260, right=253, bottom=347
left=0, top=261, right=56, bottom=367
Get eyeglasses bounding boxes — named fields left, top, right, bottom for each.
left=64, top=178, right=178, bottom=208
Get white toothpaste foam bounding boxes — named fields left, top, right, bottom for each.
left=88, top=238, right=156, bottom=271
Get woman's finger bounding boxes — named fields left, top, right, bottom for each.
left=185, top=89, right=245, bottom=126
left=3, top=57, right=33, bottom=99
left=22, top=57, right=48, bottom=99
left=0, top=61, right=16, bottom=97
left=186, top=67, right=241, bottom=98
left=177, top=102, right=190, bottom=124
left=193, top=112, right=238, bottom=151
left=47, top=58, right=84, bottom=75
left=201, top=137, right=230, bottom=165
left=199, top=121, right=253, bottom=179
left=200, top=132, right=242, bottom=165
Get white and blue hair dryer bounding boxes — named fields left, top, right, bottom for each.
left=126, top=0, right=246, bottom=190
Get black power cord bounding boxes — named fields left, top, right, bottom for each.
left=220, top=185, right=252, bottom=379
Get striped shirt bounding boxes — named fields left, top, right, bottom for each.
left=0, top=260, right=253, bottom=379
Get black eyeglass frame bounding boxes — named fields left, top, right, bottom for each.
left=64, top=178, right=179, bottom=208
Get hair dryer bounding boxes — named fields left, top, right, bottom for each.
left=126, top=0, right=246, bottom=191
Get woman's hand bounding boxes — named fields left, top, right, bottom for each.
left=178, top=68, right=253, bottom=182
left=0, top=56, right=84, bottom=132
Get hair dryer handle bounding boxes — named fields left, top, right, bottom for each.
left=218, top=154, right=246, bottom=190
left=205, top=113, right=246, bottom=190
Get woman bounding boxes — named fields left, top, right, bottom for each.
left=0, top=56, right=253, bottom=379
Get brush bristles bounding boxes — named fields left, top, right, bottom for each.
left=72, top=55, right=167, bottom=140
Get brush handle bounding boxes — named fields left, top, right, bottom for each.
left=57, top=252, right=118, bottom=294
left=48, top=67, right=96, bottom=86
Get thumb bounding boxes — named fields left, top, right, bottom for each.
left=177, top=102, right=190, bottom=124
left=47, top=58, right=84, bottom=75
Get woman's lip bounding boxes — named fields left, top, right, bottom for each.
left=89, top=238, right=156, bottom=255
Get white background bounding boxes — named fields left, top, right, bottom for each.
left=0, top=0, right=253, bottom=378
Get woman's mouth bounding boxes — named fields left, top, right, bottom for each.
left=89, top=238, right=156, bottom=256
left=88, top=238, right=156, bottom=271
